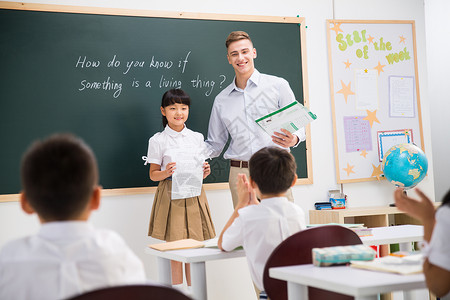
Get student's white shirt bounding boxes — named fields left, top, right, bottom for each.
left=145, top=125, right=207, bottom=169
left=221, top=197, right=306, bottom=291
left=427, top=205, right=450, bottom=299
left=206, top=69, right=306, bottom=161
left=0, top=221, right=146, bottom=300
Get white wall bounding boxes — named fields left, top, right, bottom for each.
left=0, top=0, right=439, bottom=299
left=424, top=0, right=450, bottom=202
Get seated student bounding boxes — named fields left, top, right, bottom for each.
left=218, top=146, right=306, bottom=299
left=394, top=188, right=450, bottom=299
left=0, top=134, right=146, bottom=300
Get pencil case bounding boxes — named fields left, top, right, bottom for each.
left=312, top=244, right=376, bottom=267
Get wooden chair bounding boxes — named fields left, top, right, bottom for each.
left=65, top=284, right=192, bottom=300
left=263, top=225, right=363, bottom=300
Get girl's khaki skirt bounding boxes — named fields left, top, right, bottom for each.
left=148, top=179, right=216, bottom=242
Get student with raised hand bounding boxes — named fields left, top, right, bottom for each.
left=394, top=188, right=450, bottom=299
left=206, top=30, right=306, bottom=208
left=0, top=133, right=146, bottom=300
left=218, top=147, right=306, bottom=299
left=144, top=88, right=215, bottom=290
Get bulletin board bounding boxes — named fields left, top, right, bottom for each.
left=327, top=20, right=424, bottom=183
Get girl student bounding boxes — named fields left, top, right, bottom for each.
left=145, top=89, right=216, bottom=289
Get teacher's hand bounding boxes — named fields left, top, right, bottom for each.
left=272, top=128, right=299, bottom=148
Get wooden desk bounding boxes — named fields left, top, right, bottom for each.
left=269, top=264, right=427, bottom=300
left=145, top=246, right=245, bottom=300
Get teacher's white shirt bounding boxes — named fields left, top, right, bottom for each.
left=206, top=69, right=305, bottom=161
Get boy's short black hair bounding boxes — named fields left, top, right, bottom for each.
left=21, top=133, right=98, bottom=221
left=249, top=147, right=297, bottom=195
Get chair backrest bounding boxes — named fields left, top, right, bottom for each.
left=263, top=225, right=363, bottom=300
left=65, top=284, right=192, bottom=300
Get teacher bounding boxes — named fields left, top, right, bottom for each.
left=205, top=31, right=305, bottom=208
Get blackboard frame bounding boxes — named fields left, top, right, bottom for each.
left=0, top=1, right=312, bottom=202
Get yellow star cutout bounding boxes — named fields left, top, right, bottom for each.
left=403, top=130, right=410, bottom=137
left=367, top=35, right=375, bottom=44
left=363, top=109, right=380, bottom=128
left=371, top=163, right=383, bottom=180
left=330, top=22, right=343, bottom=36
left=336, top=80, right=355, bottom=104
left=344, top=59, right=352, bottom=69
left=360, top=150, right=368, bottom=158
left=374, top=61, right=386, bottom=76
left=343, top=163, right=356, bottom=177
left=399, top=35, right=406, bottom=44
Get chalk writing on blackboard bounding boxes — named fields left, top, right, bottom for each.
left=74, top=51, right=226, bottom=98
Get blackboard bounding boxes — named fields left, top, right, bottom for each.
left=0, top=2, right=312, bottom=197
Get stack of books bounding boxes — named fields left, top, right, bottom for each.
left=306, top=223, right=373, bottom=237
left=350, top=226, right=373, bottom=237
left=351, top=253, right=423, bottom=275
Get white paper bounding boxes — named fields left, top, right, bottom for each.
left=171, top=147, right=206, bottom=200
left=255, top=101, right=316, bottom=136
left=389, top=76, right=415, bottom=117
left=355, top=69, right=379, bottom=111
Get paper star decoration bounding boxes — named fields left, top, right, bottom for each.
left=403, top=129, right=411, bottom=137
left=363, top=109, right=380, bottom=127
left=343, top=163, right=356, bottom=177
left=367, top=35, right=375, bottom=44
left=360, top=150, right=368, bottom=158
left=344, top=59, right=352, bottom=69
left=374, top=61, right=386, bottom=76
left=336, top=80, right=355, bottom=104
left=371, top=163, right=383, bottom=180
left=399, top=35, right=406, bottom=44
left=330, top=22, right=343, bottom=36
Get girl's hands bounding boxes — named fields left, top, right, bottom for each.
left=203, top=162, right=211, bottom=179
left=165, top=162, right=176, bottom=178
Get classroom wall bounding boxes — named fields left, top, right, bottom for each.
left=424, top=0, right=450, bottom=203
left=0, top=0, right=439, bottom=299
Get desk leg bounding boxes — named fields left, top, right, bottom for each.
left=402, top=290, right=414, bottom=300
left=157, top=257, right=172, bottom=285
left=287, top=282, right=308, bottom=299
left=191, top=262, right=207, bottom=300
left=399, top=242, right=413, bottom=252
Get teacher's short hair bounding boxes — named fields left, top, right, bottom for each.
left=225, top=31, right=252, bottom=48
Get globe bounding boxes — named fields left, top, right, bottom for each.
left=382, top=143, right=428, bottom=189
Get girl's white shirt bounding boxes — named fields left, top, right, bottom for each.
left=145, top=125, right=207, bottom=171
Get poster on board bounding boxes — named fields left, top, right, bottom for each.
left=327, top=20, right=424, bottom=183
